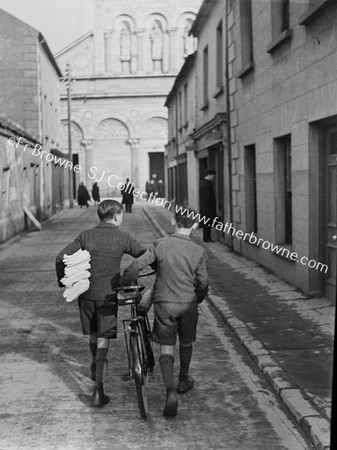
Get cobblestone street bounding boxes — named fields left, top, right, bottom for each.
left=0, top=203, right=315, bottom=449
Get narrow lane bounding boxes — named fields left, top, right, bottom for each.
left=0, top=205, right=312, bottom=449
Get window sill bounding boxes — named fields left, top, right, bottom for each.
left=266, top=29, right=293, bottom=54
left=213, top=85, right=224, bottom=99
left=237, top=61, right=255, bottom=79
left=200, top=102, right=209, bottom=111
left=299, top=0, right=333, bottom=25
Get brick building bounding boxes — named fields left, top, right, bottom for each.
left=0, top=9, right=64, bottom=242
left=55, top=0, right=201, bottom=199
left=165, top=0, right=336, bottom=301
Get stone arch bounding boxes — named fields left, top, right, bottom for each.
left=60, top=120, right=83, bottom=151
left=142, top=117, right=168, bottom=140
left=145, top=14, right=169, bottom=74
left=93, top=119, right=131, bottom=197
left=94, top=118, right=130, bottom=140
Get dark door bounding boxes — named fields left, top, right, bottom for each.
left=324, top=126, right=337, bottom=301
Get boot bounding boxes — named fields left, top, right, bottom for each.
left=91, top=383, right=110, bottom=407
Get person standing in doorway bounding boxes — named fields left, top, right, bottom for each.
left=199, top=169, right=216, bottom=242
left=77, top=182, right=91, bottom=209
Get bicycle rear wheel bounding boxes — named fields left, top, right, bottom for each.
left=130, top=332, right=148, bottom=419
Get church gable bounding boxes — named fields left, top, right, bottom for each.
left=56, top=33, right=94, bottom=77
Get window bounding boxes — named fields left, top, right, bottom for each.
left=244, top=145, right=257, bottom=233
left=267, top=0, right=292, bottom=53
left=215, top=20, right=224, bottom=95
left=237, top=0, right=254, bottom=78
left=299, top=0, right=333, bottom=26
left=183, top=83, right=188, bottom=127
left=168, top=166, right=176, bottom=202
left=178, top=91, right=182, bottom=130
left=177, top=162, right=188, bottom=205
left=274, top=135, right=292, bottom=244
left=201, top=46, right=209, bottom=110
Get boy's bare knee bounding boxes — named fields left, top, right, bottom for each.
left=97, top=337, right=109, bottom=349
left=160, top=344, right=174, bottom=356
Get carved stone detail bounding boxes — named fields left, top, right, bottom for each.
left=142, top=118, right=168, bottom=139
left=95, top=119, right=129, bottom=139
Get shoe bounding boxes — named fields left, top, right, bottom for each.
left=204, top=239, right=215, bottom=243
left=177, top=376, right=194, bottom=394
left=91, top=383, right=110, bottom=407
left=163, top=388, right=178, bottom=417
left=90, top=363, right=96, bottom=381
left=120, top=372, right=132, bottom=382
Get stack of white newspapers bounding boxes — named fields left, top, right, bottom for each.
left=61, top=249, right=91, bottom=302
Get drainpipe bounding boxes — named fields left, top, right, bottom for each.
left=225, top=0, right=234, bottom=249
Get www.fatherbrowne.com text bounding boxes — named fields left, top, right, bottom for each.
left=8, top=135, right=328, bottom=274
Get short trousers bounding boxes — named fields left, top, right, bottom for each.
left=78, top=298, right=118, bottom=339
left=152, top=301, right=198, bottom=346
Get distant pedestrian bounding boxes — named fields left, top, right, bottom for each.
left=92, top=183, right=100, bottom=206
left=199, top=169, right=216, bottom=242
left=77, top=182, right=91, bottom=208
left=121, top=178, right=134, bottom=213
left=145, top=180, right=151, bottom=200
left=158, top=179, right=165, bottom=198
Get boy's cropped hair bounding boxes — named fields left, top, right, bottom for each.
left=97, top=199, right=123, bottom=222
left=205, top=168, right=216, bottom=176
left=175, top=205, right=198, bottom=229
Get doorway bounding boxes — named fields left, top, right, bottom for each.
left=323, top=125, right=337, bottom=301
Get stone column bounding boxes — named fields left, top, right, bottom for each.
left=128, top=138, right=141, bottom=189
left=163, top=31, right=170, bottom=73
left=81, top=139, right=94, bottom=185
left=136, top=29, right=145, bottom=73
left=168, top=28, right=177, bottom=73
left=105, top=31, right=113, bottom=73
left=94, top=30, right=106, bottom=75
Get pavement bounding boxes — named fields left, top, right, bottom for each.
left=0, top=200, right=333, bottom=450
left=142, top=202, right=333, bottom=450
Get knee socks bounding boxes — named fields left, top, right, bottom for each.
left=159, top=354, right=175, bottom=391
left=89, top=341, right=97, bottom=364
left=179, top=345, right=192, bottom=381
left=95, top=347, right=108, bottom=385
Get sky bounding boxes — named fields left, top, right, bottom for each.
left=0, top=0, right=94, bottom=54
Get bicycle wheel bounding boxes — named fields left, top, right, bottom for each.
left=130, top=332, right=148, bottom=419
left=142, top=317, right=155, bottom=370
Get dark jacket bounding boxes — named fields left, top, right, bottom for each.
left=123, top=233, right=208, bottom=304
left=92, top=184, right=100, bottom=202
left=77, top=185, right=90, bottom=206
left=55, top=222, right=146, bottom=301
left=121, top=183, right=134, bottom=205
left=199, top=178, right=216, bottom=223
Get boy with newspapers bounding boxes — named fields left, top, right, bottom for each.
left=55, top=200, right=145, bottom=407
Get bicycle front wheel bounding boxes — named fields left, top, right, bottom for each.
left=130, top=332, right=148, bottom=419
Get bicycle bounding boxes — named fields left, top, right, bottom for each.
left=116, top=272, right=155, bottom=419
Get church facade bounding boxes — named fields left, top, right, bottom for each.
left=56, top=0, right=201, bottom=198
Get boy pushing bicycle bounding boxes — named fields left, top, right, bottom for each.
left=122, top=206, right=209, bottom=417
left=55, top=200, right=146, bottom=407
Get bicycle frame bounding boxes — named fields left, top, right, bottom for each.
left=116, top=281, right=154, bottom=418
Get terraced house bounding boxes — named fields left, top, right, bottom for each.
left=165, top=0, right=336, bottom=301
